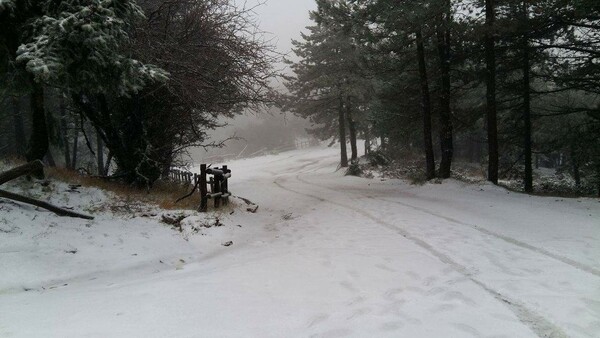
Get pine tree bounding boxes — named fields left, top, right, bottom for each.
left=485, top=0, right=499, bottom=184
left=361, top=0, right=448, bottom=179
left=493, top=0, right=579, bottom=192
left=285, top=0, right=369, bottom=168
left=416, top=28, right=437, bottom=180
left=15, top=0, right=168, bottom=185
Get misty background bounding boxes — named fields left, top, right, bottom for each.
left=189, top=0, right=317, bottom=164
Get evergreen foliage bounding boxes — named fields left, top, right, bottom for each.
left=284, top=0, right=600, bottom=195
left=16, top=0, right=167, bottom=96
left=284, top=0, right=372, bottom=167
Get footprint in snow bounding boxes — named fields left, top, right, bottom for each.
left=345, top=296, right=365, bottom=306
left=375, top=264, right=395, bottom=272
left=380, top=321, right=405, bottom=332
left=383, top=288, right=404, bottom=300
left=452, top=323, right=483, bottom=337
left=431, top=303, right=456, bottom=313
left=339, top=281, right=358, bottom=292
left=442, top=291, right=477, bottom=306
left=312, top=328, right=353, bottom=338
left=307, top=314, right=329, bottom=328
left=345, top=307, right=372, bottom=320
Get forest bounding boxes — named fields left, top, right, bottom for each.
left=284, top=0, right=600, bottom=196
left=0, top=0, right=275, bottom=186
left=1, top=0, right=600, bottom=196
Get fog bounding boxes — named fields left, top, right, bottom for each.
left=190, top=0, right=317, bottom=163
left=188, top=108, right=313, bottom=164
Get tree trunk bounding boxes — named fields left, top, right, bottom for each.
left=364, top=127, right=371, bottom=156
left=59, top=94, right=71, bottom=168
left=596, top=163, right=600, bottom=197
left=485, top=0, right=499, bottom=185
left=0, top=160, right=44, bottom=185
left=571, top=145, right=581, bottom=187
left=522, top=1, right=533, bottom=193
left=104, top=152, right=113, bottom=176
left=45, top=149, right=56, bottom=167
left=436, top=3, right=454, bottom=179
left=597, top=169, right=600, bottom=198
left=345, top=101, right=358, bottom=162
left=96, top=127, right=104, bottom=175
left=338, top=97, right=349, bottom=168
left=416, top=29, right=436, bottom=180
left=71, top=128, right=79, bottom=170
left=25, top=82, right=48, bottom=178
left=572, top=160, right=581, bottom=188
left=11, top=96, right=26, bottom=157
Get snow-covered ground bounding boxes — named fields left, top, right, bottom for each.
left=1, top=145, right=599, bottom=337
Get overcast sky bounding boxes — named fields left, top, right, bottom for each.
left=247, top=0, right=316, bottom=74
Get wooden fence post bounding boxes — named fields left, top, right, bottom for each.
left=222, top=165, right=229, bottom=206
left=214, top=170, right=221, bottom=208
left=200, top=164, right=207, bottom=212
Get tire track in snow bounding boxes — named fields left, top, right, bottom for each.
left=272, top=176, right=568, bottom=338
left=292, top=162, right=600, bottom=278
left=278, top=157, right=329, bottom=175
left=363, top=195, right=600, bottom=278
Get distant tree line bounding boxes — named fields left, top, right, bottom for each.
left=0, top=0, right=274, bottom=186
left=284, top=0, right=600, bottom=195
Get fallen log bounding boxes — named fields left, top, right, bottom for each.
left=1, top=161, right=94, bottom=219
left=0, top=189, right=94, bottom=220
left=0, top=160, right=44, bottom=185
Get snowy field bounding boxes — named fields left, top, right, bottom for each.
left=1, top=145, right=599, bottom=337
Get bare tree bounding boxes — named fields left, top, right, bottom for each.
left=99, top=0, right=278, bottom=184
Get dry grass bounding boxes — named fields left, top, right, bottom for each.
left=46, top=167, right=202, bottom=211
left=0, top=156, right=25, bottom=170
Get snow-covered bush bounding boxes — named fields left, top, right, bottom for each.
left=366, top=150, right=390, bottom=166
left=345, top=161, right=362, bottom=177
left=534, top=174, right=596, bottom=196
left=502, top=170, right=597, bottom=196
left=451, top=168, right=484, bottom=184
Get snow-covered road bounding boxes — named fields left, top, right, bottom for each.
left=1, top=146, right=599, bottom=337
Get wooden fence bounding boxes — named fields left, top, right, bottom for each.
left=168, top=164, right=232, bottom=212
